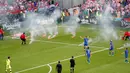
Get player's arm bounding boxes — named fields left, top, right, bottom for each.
left=74, top=60, right=76, bottom=65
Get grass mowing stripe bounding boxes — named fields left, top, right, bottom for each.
left=15, top=48, right=109, bottom=73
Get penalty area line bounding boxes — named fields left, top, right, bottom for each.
left=47, top=64, right=52, bottom=73
left=15, top=48, right=109, bottom=73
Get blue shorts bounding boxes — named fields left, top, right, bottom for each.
left=84, top=44, right=88, bottom=46
left=109, top=48, right=114, bottom=51
left=86, top=54, right=90, bottom=58
left=125, top=55, right=128, bottom=58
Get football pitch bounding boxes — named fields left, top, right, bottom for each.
left=0, top=25, right=130, bottom=73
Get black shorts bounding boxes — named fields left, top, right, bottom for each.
left=1, top=34, right=3, bottom=37
left=21, top=38, right=26, bottom=42
left=70, top=64, right=75, bottom=67
left=70, top=66, right=75, bottom=69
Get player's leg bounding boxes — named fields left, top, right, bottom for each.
left=109, top=50, right=111, bottom=56
left=0, top=34, right=1, bottom=40
left=21, top=38, right=23, bottom=44
left=84, top=45, right=88, bottom=50
left=9, top=69, right=12, bottom=73
left=87, top=56, right=90, bottom=64
left=84, top=46, right=86, bottom=50
left=126, top=36, right=129, bottom=40
left=84, top=46, right=87, bottom=56
left=70, top=67, right=74, bottom=73
left=72, top=67, right=74, bottom=73
left=1, top=34, right=3, bottom=40
left=58, top=70, right=61, bottom=73
left=112, top=50, right=114, bottom=56
left=24, top=39, right=26, bottom=44
left=5, top=65, right=8, bottom=73
left=70, top=67, right=72, bottom=73
left=125, top=58, right=128, bottom=63
left=125, top=55, right=129, bottom=63
left=109, top=49, right=112, bottom=56
left=71, top=32, right=76, bottom=38
left=9, top=65, right=12, bottom=73
left=125, top=36, right=128, bottom=41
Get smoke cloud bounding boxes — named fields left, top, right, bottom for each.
left=98, top=4, right=119, bottom=41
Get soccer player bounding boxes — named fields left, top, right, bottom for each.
left=124, top=31, right=129, bottom=41
left=6, top=56, right=12, bottom=73
left=80, top=36, right=89, bottom=50
left=0, top=30, right=1, bottom=40
left=0, top=28, right=4, bottom=40
left=86, top=47, right=91, bottom=64
left=70, top=56, right=75, bottom=73
left=124, top=48, right=129, bottom=63
left=56, top=61, right=62, bottom=73
left=20, top=32, right=26, bottom=45
left=109, top=40, right=114, bottom=56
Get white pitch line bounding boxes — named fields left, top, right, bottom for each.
left=33, top=40, right=106, bottom=49
left=5, top=36, right=106, bottom=48
left=15, top=48, right=109, bottom=73
left=34, top=40, right=76, bottom=45
left=47, top=64, right=52, bottom=73
left=117, top=43, right=130, bottom=50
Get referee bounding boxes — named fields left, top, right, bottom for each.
left=70, top=56, right=75, bottom=73
left=56, top=61, right=62, bottom=73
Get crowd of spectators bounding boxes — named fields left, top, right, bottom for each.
left=80, top=0, right=130, bottom=22
left=0, top=0, right=58, bottom=14
left=0, top=0, right=59, bottom=23
left=0, top=0, right=129, bottom=24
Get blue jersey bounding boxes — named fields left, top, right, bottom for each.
left=84, top=38, right=89, bottom=46
left=125, top=50, right=129, bottom=58
left=86, top=49, right=91, bottom=57
left=110, top=41, right=114, bottom=50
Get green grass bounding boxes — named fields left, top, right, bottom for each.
left=0, top=25, right=130, bottom=73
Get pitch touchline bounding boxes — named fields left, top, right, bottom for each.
left=15, top=48, right=109, bottom=73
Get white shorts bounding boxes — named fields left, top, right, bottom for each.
left=6, top=65, right=11, bottom=70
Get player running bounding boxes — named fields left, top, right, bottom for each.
left=80, top=36, right=89, bottom=50
left=86, top=47, right=91, bottom=64
left=124, top=48, right=129, bottom=63
left=6, top=56, right=12, bottom=73
left=109, top=40, right=114, bottom=56
left=20, top=32, right=26, bottom=45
